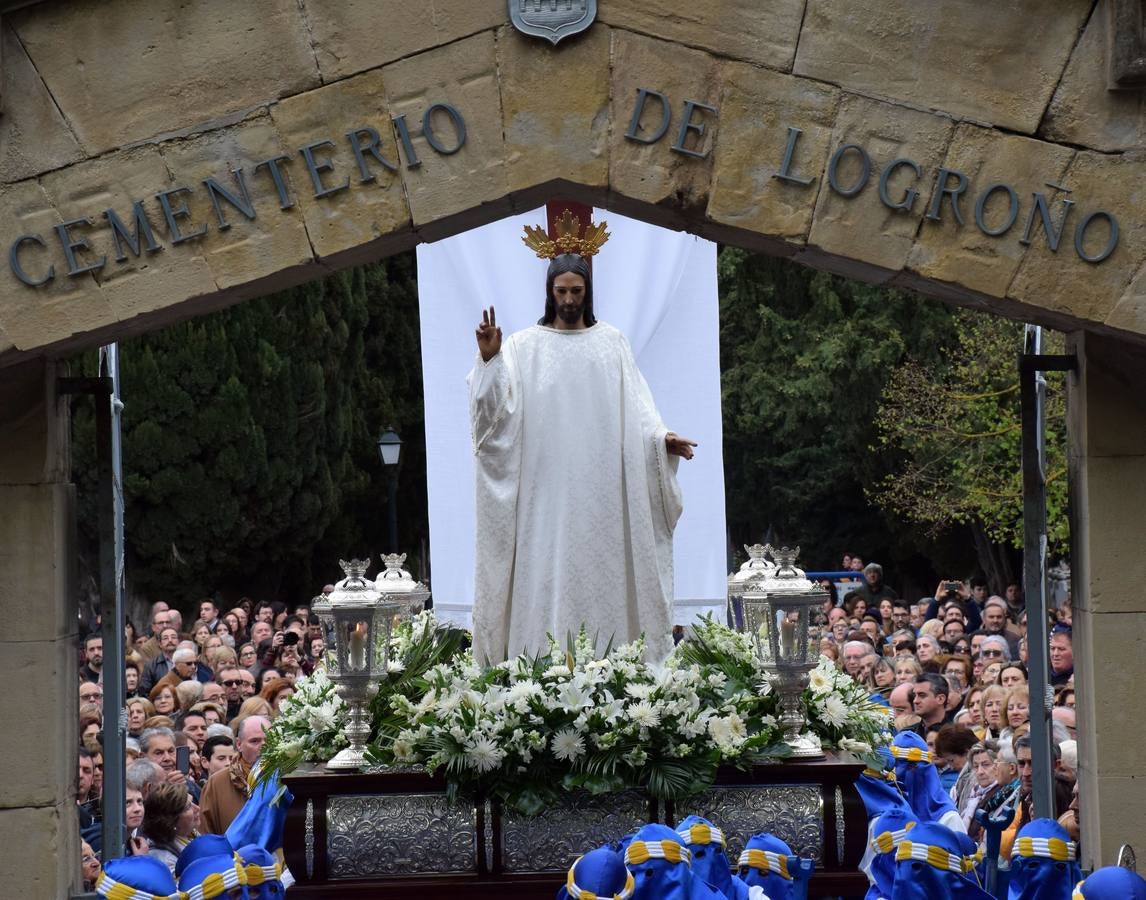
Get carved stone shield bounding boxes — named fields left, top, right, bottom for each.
left=509, top=0, right=597, bottom=45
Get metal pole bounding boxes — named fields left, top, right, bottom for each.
left=387, top=473, right=399, bottom=553
left=99, top=345, right=127, bottom=861
left=1020, top=328, right=1076, bottom=820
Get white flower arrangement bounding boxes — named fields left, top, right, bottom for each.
left=260, top=612, right=889, bottom=812
left=259, top=670, right=349, bottom=775
left=802, top=656, right=893, bottom=762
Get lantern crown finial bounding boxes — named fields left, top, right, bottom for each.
left=772, top=546, right=802, bottom=574
left=337, top=557, right=373, bottom=589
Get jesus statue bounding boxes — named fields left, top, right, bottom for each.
left=467, top=211, right=697, bottom=664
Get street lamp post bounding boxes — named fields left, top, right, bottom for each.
left=376, top=426, right=403, bottom=553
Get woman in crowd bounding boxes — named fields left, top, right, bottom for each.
left=1002, top=686, right=1030, bottom=737
left=149, top=683, right=178, bottom=717
left=963, top=686, right=985, bottom=736
left=951, top=636, right=971, bottom=656
left=126, top=697, right=156, bottom=738
left=189, top=700, right=224, bottom=726
left=916, top=634, right=941, bottom=664
left=191, top=620, right=212, bottom=651
left=877, top=597, right=894, bottom=633
left=126, top=786, right=145, bottom=835
left=934, top=724, right=978, bottom=795
left=140, top=783, right=199, bottom=875
left=237, top=642, right=259, bottom=672
left=306, top=633, right=326, bottom=666
left=175, top=679, right=203, bottom=714
left=125, top=659, right=141, bottom=698
left=980, top=661, right=1003, bottom=685
left=999, top=662, right=1028, bottom=689
left=958, top=742, right=1000, bottom=836
left=894, top=655, right=922, bottom=685
left=259, top=677, right=295, bottom=715
left=256, top=667, right=281, bottom=692
left=202, top=634, right=224, bottom=669
left=944, top=654, right=973, bottom=688
left=980, top=684, right=1008, bottom=741
left=80, top=710, right=102, bottom=746
left=223, top=611, right=245, bottom=643
left=212, top=647, right=238, bottom=674
left=231, top=696, right=273, bottom=735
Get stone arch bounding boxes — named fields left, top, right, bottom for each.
left=0, top=2, right=1142, bottom=893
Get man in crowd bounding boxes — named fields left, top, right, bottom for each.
left=80, top=634, right=103, bottom=684
left=890, top=600, right=912, bottom=634
left=842, top=640, right=872, bottom=679
left=1050, top=626, right=1074, bottom=686
left=139, top=625, right=180, bottom=695
left=136, top=602, right=171, bottom=661
left=200, top=680, right=226, bottom=711
left=857, top=562, right=898, bottom=605
left=215, top=666, right=246, bottom=721
left=198, top=598, right=221, bottom=633
left=912, top=673, right=951, bottom=730
left=79, top=682, right=103, bottom=711
left=200, top=715, right=270, bottom=834
left=981, top=597, right=1020, bottom=655
left=250, top=621, right=272, bottom=649
left=202, top=735, right=237, bottom=779
left=140, top=726, right=199, bottom=801
left=180, top=711, right=208, bottom=749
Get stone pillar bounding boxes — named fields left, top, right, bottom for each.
left=1067, top=331, right=1146, bottom=869
left=0, top=358, right=79, bottom=897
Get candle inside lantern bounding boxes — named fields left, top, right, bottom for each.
left=780, top=616, right=796, bottom=660
left=348, top=622, right=367, bottom=669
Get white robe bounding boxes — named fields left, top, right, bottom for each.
left=468, top=321, right=683, bottom=664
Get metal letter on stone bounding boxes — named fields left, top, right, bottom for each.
left=509, top=0, right=597, bottom=45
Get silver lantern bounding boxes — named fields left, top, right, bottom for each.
left=727, top=543, right=776, bottom=631
left=373, top=552, right=431, bottom=632
left=740, top=546, right=828, bottom=758
left=313, top=558, right=396, bottom=771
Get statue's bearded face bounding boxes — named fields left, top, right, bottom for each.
left=552, top=271, right=587, bottom=324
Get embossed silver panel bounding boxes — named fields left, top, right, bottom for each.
left=326, top=793, right=477, bottom=878
left=501, top=790, right=650, bottom=873
left=681, top=784, right=823, bottom=863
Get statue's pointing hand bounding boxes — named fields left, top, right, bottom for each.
left=476, top=305, right=502, bottom=363
left=666, top=432, right=697, bottom=460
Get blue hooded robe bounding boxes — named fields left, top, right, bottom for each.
left=1006, top=819, right=1082, bottom=900
left=890, top=823, right=994, bottom=900
left=675, top=815, right=750, bottom=900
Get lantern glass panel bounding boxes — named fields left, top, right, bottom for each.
left=343, top=617, right=371, bottom=672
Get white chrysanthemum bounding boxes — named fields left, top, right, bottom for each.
left=807, top=668, right=833, bottom=696
left=551, top=728, right=586, bottom=762
left=392, top=737, right=418, bottom=763
left=820, top=694, right=850, bottom=728
left=625, top=683, right=654, bottom=700
left=465, top=736, right=504, bottom=773
left=629, top=700, right=660, bottom=728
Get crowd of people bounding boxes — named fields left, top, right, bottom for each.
left=817, top=555, right=1079, bottom=861
left=72, top=557, right=1085, bottom=893
left=76, top=595, right=326, bottom=887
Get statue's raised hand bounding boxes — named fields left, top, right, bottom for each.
left=476, top=305, right=502, bottom=363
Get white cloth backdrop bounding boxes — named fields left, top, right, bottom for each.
left=416, top=208, right=727, bottom=630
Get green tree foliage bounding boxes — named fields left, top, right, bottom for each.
left=719, top=247, right=958, bottom=571
left=870, top=311, right=1069, bottom=563
left=72, top=255, right=427, bottom=604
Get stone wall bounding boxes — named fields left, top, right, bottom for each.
left=0, top=359, right=78, bottom=896
left=0, top=0, right=1143, bottom=362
